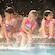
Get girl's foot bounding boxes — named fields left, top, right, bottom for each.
left=6, top=38, right=11, bottom=46
left=13, top=41, right=20, bottom=46
left=42, top=35, right=48, bottom=39
left=48, top=37, right=53, bottom=39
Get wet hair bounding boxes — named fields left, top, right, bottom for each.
left=5, top=9, right=14, bottom=14
left=44, top=12, right=50, bottom=17
left=43, top=10, right=53, bottom=20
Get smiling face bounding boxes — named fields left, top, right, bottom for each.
left=28, top=13, right=36, bottom=21
left=45, top=13, right=53, bottom=21
left=28, top=10, right=38, bottom=22
left=4, top=9, right=14, bottom=19
left=4, top=12, right=11, bottom=19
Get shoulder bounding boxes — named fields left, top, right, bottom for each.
left=23, top=17, right=27, bottom=19
left=51, top=19, right=55, bottom=24
left=22, top=17, right=28, bottom=21
left=42, top=19, right=46, bottom=23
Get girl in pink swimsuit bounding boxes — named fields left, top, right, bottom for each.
left=19, top=17, right=36, bottom=34
left=14, top=10, right=38, bottom=47
left=39, top=10, right=54, bottom=39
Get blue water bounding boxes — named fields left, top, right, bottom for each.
left=0, top=46, right=55, bottom=55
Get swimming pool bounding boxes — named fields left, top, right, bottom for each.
left=0, top=46, right=55, bottom=55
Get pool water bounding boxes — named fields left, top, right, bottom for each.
left=0, top=46, right=55, bottom=55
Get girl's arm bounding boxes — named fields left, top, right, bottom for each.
left=10, top=19, right=18, bottom=32
left=41, top=19, right=47, bottom=38
left=31, top=22, right=37, bottom=33
left=21, top=17, right=30, bottom=33
left=3, top=18, right=6, bottom=24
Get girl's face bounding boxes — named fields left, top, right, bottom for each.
left=28, top=13, right=37, bottom=21
left=45, top=13, right=53, bottom=21
left=4, top=12, right=11, bottom=19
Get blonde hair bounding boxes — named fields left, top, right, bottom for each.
left=29, top=10, right=38, bottom=17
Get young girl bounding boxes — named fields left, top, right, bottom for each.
left=1, top=9, right=18, bottom=44
left=39, top=10, right=54, bottom=39
left=14, top=10, right=38, bottom=47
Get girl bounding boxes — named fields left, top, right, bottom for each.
left=1, top=9, right=18, bottom=44
left=14, top=10, right=38, bottom=47
left=39, top=10, right=54, bottom=39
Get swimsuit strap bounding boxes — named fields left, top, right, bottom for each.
left=45, top=19, right=52, bottom=26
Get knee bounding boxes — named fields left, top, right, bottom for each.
left=8, top=32, right=12, bottom=38
left=19, top=32, right=26, bottom=38
left=27, top=34, right=32, bottom=40
left=13, top=33, right=18, bottom=38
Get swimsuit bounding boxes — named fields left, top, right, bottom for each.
left=19, top=18, right=36, bottom=34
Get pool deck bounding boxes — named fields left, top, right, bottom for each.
left=32, top=35, right=55, bottom=46
left=0, top=34, right=55, bottom=46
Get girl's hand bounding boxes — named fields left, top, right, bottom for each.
left=42, top=35, right=48, bottom=38
left=48, top=36, right=53, bottom=39
left=27, top=31, right=32, bottom=34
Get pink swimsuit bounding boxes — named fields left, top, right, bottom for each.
left=45, top=19, right=53, bottom=26
left=19, top=18, right=36, bottom=34
left=46, top=20, right=50, bottom=26
left=5, top=19, right=15, bottom=32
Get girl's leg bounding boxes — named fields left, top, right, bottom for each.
left=41, top=32, right=48, bottom=38
left=20, top=32, right=26, bottom=47
left=3, top=25, right=10, bottom=44
left=7, top=32, right=13, bottom=46
left=26, top=33, right=32, bottom=47
left=5, top=32, right=10, bottom=45
left=48, top=21, right=54, bottom=39
left=8, top=32, right=12, bottom=38
left=1, top=25, right=5, bottom=38
left=13, top=32, right=21, bottom=46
